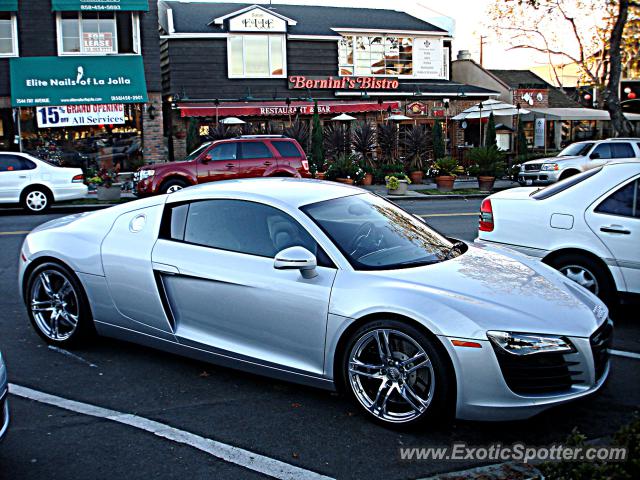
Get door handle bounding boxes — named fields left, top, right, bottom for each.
left=19, top=175, right=27, bottom=179
left=263, top=161, right=272, bottom=166
left=226, top=163, right=235, bottom=169
left=152, top=262, right=180, bottom=275
left=600, top=226, right=631, bottom=235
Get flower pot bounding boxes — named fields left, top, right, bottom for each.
left=361, top=173, right=373, bottom=186
left=387, top=180, right=409, bottom=196
left=315, top=171, right=326, bottom=180
left=435, top=176, right=455, bottom=192
left=97, top=184, right=122, bottom=201
left=335, top=178, right=354, bottom=185
left=409, top=171, right=424, bottom=184
left=478, top=176, right=496, bottom=192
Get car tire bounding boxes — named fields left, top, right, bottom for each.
left=25, top=262, right=95, bottom=347
left=341, top=319, right=453, bottom=428
left=548, top=254, right=617, bottom=307
left=160, top=179, right=189, bottom=194
left=21, top=188, right=52, bottom=214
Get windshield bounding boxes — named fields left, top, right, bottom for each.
left=183, top=142, right=212, bottom=161
left=558, top=142, right=594, bottom=157
left=302, top=194, right=463, bottom=270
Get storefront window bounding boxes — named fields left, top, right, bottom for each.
left=58, top=12, right=140, bottom=55
left=227, top=35, right=286, bottom=78
left=339, top=35, right=413, bottom=77
left=0, top=13, right=17, bottom=56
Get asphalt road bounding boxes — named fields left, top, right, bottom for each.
left=0, top=201, right=638, bottom=480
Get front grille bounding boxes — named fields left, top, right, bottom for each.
left=492, top=348, right=582, bottom=395
left=524, top=163, right=541, bottom=171
left=590, top=320, right=613, bottom=380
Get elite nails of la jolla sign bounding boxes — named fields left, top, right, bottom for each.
left=288, top=75, right=399, bottom=90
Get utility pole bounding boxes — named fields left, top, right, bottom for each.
left=479, top=35, right=487, bottom=67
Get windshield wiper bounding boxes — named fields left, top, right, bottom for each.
left=444, top=241, right=466, bottom=260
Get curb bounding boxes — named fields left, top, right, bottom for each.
left=385, top=194, right=490, bottom=201
left=418, top=462, right=544, bottom=480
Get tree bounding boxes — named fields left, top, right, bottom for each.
left=516, top=118, right=529, bottom=159
left=311, top=101, right=325, bottom=172
left=487, top=0, right=640, bottom=136
left=186, top=117, right=200, bottom=153
left=485, top=112, right=497, bottom=148
left=432, top=121, right=445, bottom=160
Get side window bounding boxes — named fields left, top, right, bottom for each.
left=595, top=180, right=639, bottom=218
left=239, top=142, right=273, bottom=160
left=183, top=200, right=317, bottom=258
left=0, top=155, right=28, bottom=172
left=209, top=143, right=237, bottom=161
left=611, top=143, right=634, bottom=159
left=272, top=141, right=302, bottom=158
left=592, top=144, right=611, bottom=159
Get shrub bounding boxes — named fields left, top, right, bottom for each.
left=403, top=124, right=431, bottom=172
left=432, top=156, right=459, bottom=177
left=468, top=145, right=506, bottom=177
left=325, top=153, right=364, bottom=182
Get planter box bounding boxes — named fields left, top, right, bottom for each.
left=97, top=183, right=122, bottom=201
left=387, top=180, right=409, bottom=196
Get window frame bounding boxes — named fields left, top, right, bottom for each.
left=238, top=141, right=274, bottom=160
left=56, top=12, right=141, bottom=57
left=0, top=13, right=18, bottom=58
left=226, top=34, right=287, bottom=79
left=339, top=34, right=415, bottom=78
left=594, top=177, right=640, bottom=220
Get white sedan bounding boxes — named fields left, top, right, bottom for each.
left=0, top=152, right=87, bottom=213
left=477, top=161, right=640, bottom=307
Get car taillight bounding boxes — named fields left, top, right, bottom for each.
left=301, top=160, right=309, bottom=171
left=72, top=174, right=84, bottom=183
left=479, top=198, right=494, bottom=232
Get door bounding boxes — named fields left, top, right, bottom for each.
left=0, top=155, right=35, bottom=203
left=237, top=141, right=275, bottom=178
left=271, top=140, right=304, bottom=171
left=196, top=142, right=238, bottom=183
left=151, top=199, right=337, bottom=375
left=588, top=144, right=611, bottom=169
left=585, top=176, right=640, bottom=293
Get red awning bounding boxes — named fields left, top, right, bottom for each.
left=178, top=100, right=400, bottom=118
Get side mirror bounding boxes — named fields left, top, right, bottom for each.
left=274, top=246, right=318, bottom=279
left=202, top=154, right=212, bottom=163
left=589, top=152, right=600, bottom=160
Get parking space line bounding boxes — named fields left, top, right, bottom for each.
left=610, top=349, right=640, bottom=360
left=0, top=230, right=30, bottom=236
left=419, top=213, right=478, bottom=218
left=9, top=383, right=334, bottom=480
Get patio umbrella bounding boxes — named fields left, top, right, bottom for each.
left=387, top=114, right=412, bottom=121
left=220, top=117, right=246, bottom=125
left=451, top=99, right=530, bottom=120
left=331, top=113, right=356, bottom=121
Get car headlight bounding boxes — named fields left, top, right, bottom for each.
left=487, top=331, right=575, bottom=355
left=139, top=170, right=155, bottom=180
left=541, top=163, right=559, bottom=171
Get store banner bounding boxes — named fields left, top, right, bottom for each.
left=51, top=0, right=149, bottom=11
left=36, top=104, right=126, bottom=128
left=0, top=1, right=17, bottom=11
left=534, top=118, right=546, bottom=147
left=10, top=56, right=148, bottom=107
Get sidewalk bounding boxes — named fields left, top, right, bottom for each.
left=364, top=178, right=519, bottom=201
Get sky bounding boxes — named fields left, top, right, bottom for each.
left=172, top=0, right=555, bottom=70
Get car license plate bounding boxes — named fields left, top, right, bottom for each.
left=525, top=179, right=533, bottom=186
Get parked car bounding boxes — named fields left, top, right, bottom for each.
left=20, top=178, right=611, bottom=427
left=0, top=350, right=8, bottom=442
left=135, top=135, right=310, bottom=196
left=478, top=161, right=639, bottom=307
left=518, top=138, right=640, bottom=186
left=0, top=152, right=87, bottom=213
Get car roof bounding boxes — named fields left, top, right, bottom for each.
left=166, top=177, right=365, bottom=208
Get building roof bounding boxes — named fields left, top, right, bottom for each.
left=160, top=1, right=448, bottom=36
left=489, top=69, right=581, bottom=108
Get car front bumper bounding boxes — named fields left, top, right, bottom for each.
left=518, top=170, right=561, bottom=185
left=441, top=322, right=611, bottom=421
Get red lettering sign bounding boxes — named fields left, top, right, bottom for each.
left=288, top=76, right=399, bottom=90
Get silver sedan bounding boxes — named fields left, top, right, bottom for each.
left=0, top=351, right=8, bottom=441
left=18, top=179, right=612, bottom=427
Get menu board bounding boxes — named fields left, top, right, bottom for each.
left=413, top=37, right=444, bottom=79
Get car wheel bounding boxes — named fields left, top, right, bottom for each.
left=160, top=179, right=188, bottom=194
left=26, top=262, right=94, bottom=347
left=342, top=319, right=453, bottom=427
left=22, top=188, right=51, bottom=213
left=549, top=254, right=616, bottom=307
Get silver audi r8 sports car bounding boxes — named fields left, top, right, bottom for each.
left=18, top=179, right=612, bottom=426
left=0, top=351, right=8, bottom=441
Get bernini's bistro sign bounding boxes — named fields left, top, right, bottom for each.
left=288, top=76, right=399, bottom=90
left=10, top=56, right=148, bottom=107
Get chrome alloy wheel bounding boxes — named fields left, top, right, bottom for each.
left=25, top=191, right=48, bottom=212
left=559, top=264, right=599, bottom=295
left=30, top=270, right=80, bottom=341
left=348, top=328, right=436, bottom=423
left=166, top=185, right=183, bottom=193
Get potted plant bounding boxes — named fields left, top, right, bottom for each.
left=468, top=146, right=506, bottom=192
left=433, top=157, right=458, bottom=192
left=325, top=153, right=364, bottom=185
left=352, top=121, right=377, bottom=186
left=403, top=125, right=429, bottom=185
left=89, top=168, right=121, bottom=201
left=385, top=174, right=411, bottom=195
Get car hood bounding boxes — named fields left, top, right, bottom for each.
left=373, top=244, right=605, bottom=339
left=523, top=155, right=581, bottom=164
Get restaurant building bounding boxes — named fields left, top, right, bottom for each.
left=159, top=2, right=499, bottom=160
left=1, top=0, right=163, bottom=170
